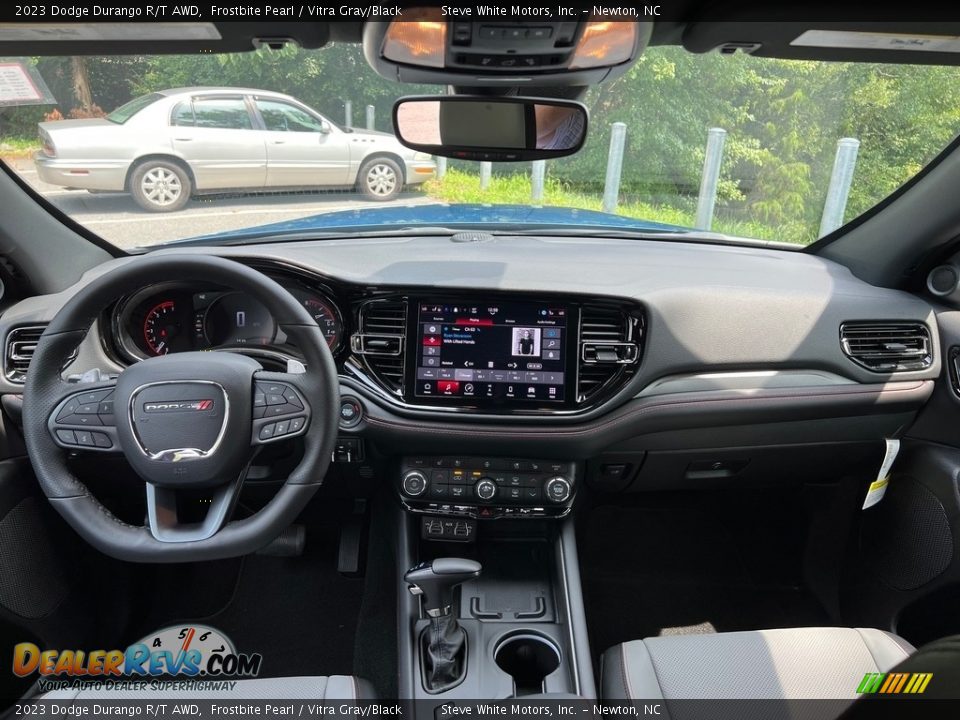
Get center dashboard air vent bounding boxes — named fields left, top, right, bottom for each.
left=840, top=321, right=932, bottom=373
left=577, top=304, right=642, bottom=403
left=351, top=299, right=407, bottom=394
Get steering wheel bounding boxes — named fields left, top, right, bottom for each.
left=22, top=255, right=340, bottom=563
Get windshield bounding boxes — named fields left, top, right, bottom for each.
left=3, top=45, right=959, bottom=249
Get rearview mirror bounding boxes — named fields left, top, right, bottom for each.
left=393, top=96, right=588, bottom=161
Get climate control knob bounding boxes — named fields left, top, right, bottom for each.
left=401, top=470, right=428, bottom=498
left=475, top=478, right=497, bottom=501
left=544, top=477, right=572, bottom=503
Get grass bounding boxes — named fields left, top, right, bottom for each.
left=423, top=168, right=813, bottom=245
left=0, top=136, right=40, bottom=158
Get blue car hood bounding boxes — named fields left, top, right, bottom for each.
left=174, top=203, right=689, bottom=244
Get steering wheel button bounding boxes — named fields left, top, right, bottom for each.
left=274, top=420, right=290, bottom=436
left=78, top=390, right=111, bottom=404
left=266, top=403, right=299, bottom=417
left=76, top=403, right=100, bottom=415
left=282, top=388, right=303, bottom=408
left=56, top=399, right=79, bottom=420
left=58, top=413, right=102, bottom=426
left=259, top=423, right=276, bottom=440
left=289, top=417, right=305, bottom=432
left=261, top=383, right=286, bottom=396
left=98, top=400, right=114, bottom=415
left=92, top=432, right=112, bottom=448
left=75, top=430, right=94, bottom=447
left=265, top=393, right=286, bottom=406
left=253, top=392, right=266, bottom=407
left=55, top=429, right=77, bottom=445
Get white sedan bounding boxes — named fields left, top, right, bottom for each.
left=35, top=87, right=436, bottom=211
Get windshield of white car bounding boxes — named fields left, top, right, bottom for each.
left=2, top=45, right=959, bottom=250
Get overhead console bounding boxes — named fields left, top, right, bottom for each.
left=363, top=11, right=651, bottom=86
left=349, top=293, right=643, bottom=416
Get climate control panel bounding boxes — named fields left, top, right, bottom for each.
left=398, top=456, right=577, bottom=519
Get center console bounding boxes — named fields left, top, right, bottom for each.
left=354, top=293, right=619, bottom=703
left=395, top=512, right=595, bottom=703
left=393, top=457, right=594, bottom=704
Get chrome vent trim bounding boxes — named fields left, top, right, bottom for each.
left=4, top=325, right=79, bottom=384
left=840, top=322, right=932, bottom=373
left=577, top=305, right=641, bottom=403
left=352, top=300, right=407, bottom=394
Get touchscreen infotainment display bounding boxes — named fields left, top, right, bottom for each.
left=412, top=300, right=570, bottom=404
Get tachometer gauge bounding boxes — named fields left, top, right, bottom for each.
left=143, top=300, right=182, bottom=356
left=301, top=295, right=342, bottom=349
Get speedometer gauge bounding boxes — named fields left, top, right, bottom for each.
left=143, top=300, right=182, bottom=356
left=301, top=295, right=343, bottom=349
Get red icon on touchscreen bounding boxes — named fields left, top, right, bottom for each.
left=437, top=381, right=460, bottom=394
left=423, top=336, right=441, bottom=346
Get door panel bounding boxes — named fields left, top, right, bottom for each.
left=254, top=98, right=351, bottom=186
left=169, top=97, right=266, bottom=190
left=839, top=310, right=960, bottom=643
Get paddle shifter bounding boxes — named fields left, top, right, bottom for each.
left=404, top=558, right=482, bottom=691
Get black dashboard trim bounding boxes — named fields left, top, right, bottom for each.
left=354, top=379, right=933, bottom=456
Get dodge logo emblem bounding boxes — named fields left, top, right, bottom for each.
left=143, top=399, right=214, bottom=413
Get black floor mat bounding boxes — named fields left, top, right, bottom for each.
left=128, top=523, right=364, bottom=679
left=579, top=493, right=829, bottom=661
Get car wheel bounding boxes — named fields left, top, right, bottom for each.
left=359, top=157, right=402, bottom=201
left=130, top=160, right=191, bottom=212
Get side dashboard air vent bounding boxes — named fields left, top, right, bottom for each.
left=840, top=322, right=932, bottom=372
left=4, top=325, right=68, bottom=384
left=577, top=305, right=641, bottom=403
left=351, top=300, right=407, bottom=394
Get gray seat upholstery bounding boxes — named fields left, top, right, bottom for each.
left=602, top=627, right=914, bottom=701
left=40, top=675, right=374, bottom=701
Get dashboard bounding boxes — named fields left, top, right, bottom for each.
left=0, top=234, right=941, bottom=461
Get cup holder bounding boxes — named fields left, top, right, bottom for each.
left=494, top=632, right=562, bottom=696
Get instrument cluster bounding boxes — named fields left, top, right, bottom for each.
left=111, top=277, right=344, bottom=363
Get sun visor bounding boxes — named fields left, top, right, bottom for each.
left=0, top=21, right=329, bottom=55
left=682, top=10, right=960, bottom=66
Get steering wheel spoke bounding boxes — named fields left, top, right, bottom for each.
left=251, top=369, right=311, bottom=446
left=146, top=471, right=245, bottom=543
left=47, top=381, right=120, bottom=453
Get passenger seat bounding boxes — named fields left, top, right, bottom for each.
left=601, top=627, right=913, bottom=702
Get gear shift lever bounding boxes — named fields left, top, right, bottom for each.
left=404, top=557, right=482, bottom=616
left=404, top=558, right=481, bottom=690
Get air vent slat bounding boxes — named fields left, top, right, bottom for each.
left=840, top=321, right=932, bottom=373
